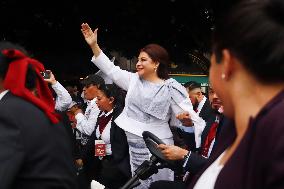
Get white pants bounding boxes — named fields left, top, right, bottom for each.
left=125, top=132, right=174, bottom=189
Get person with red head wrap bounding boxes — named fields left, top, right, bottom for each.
left=2, top=48, right=60, bottom=123
left=0, top=41, right=77, bottom=189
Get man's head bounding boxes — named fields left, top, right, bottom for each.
left=184, top=81, right=203, bottom=106
left=81, top=74, right=105, bottom=101
left=208, top=86, right=222, bottom=111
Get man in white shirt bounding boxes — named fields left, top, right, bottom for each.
left=69, top=74, right=105, bottom=145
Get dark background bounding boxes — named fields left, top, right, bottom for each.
left=0, top=0, right=229, bottom=83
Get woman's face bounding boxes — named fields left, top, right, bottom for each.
left=136, top=51, right=157, bottom=79
left=209, top=53, right=230, bottom=117
left=96, top=90, right=114, bottom=112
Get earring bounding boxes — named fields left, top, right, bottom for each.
left=154, top=67, right=157, bottom=72
left=221, top=73, right=226, bottom=80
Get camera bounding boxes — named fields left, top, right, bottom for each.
left=40, top=71, right=51, bottom=79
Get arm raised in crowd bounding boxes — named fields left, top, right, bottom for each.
left=44, top=70, right=72, bottom=111
left=81, top=23, right=134, bottom=91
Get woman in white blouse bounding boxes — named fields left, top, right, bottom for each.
left=81, top=84, right=131, bottom=189
left=81, top=23, right=205, bottom=189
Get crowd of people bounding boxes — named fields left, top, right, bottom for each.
left=0, top=0, right=284, bottom=189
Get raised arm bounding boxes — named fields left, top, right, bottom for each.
left=81, top=23, right=101, bottom=57
left=81, top=23, right=135, bottom=91
left=44, top=70, right=72, bottom=111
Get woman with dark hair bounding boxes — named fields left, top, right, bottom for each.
left=81, top=84, right=131, bottom=189
left=189, top=0, right=284, bottom=188
left=80, top=24, right=205, bottom=188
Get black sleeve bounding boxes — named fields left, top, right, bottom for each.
left=184, top=152, right=208, bottom=175
left=0, top=113, right=25, bottom=189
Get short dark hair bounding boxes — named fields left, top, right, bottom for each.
left=140, top=44, right=170, bottom=80
left=183, top=81, right=201, bottom=91
left=212, top=0, right=284, bottom=83
left=80, top=74, right=105, bottom=87
left=98, top=84, right=126, bottom=108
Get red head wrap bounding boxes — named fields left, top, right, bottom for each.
left=2, top=49, right=60, bottom=124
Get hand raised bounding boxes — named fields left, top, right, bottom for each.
left=81, top=23, right=98, bottom=47
left=176, top=111, right=193, bottom=127
left=44, top=70, right=57, bottom=85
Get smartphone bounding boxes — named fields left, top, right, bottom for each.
left=40, top=71, right=51, bottom=79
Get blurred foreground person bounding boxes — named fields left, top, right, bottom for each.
left=190, top=0, right=284, bottom=188
left=0, top=41, right=76, bottom=189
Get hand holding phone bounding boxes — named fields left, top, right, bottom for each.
left=40, top=70, right=51, bottom=79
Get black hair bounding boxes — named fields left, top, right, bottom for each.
left=98, top=84, right=126, bottom=108
left=183, top=81, right=201, bottom=91
left=212, top=0, right=284, bottom=83
left=80, top=74, right=105, bottom=87
left=25, top=64, right=37, bottom=90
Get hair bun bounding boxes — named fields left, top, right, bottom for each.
left=266, top=0, right=284, bottom=25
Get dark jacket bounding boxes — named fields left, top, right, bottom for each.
left=189, top=90, right=284, bottom=189
left=177, top=98, right=215, bottom=151
left=82, top=105, right=131, bottom=180
left=185, top=116, right=235, bottom=176
left=199, top=98, right=214, bottom=123
left=148, top=116, right=236, bottom=189
left=0, top=92, right=77, bottom=189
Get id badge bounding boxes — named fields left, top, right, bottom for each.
left=94, top=140, right=106, bottom=157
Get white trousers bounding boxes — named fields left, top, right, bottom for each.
left=125, top=132, right=174, bottom=189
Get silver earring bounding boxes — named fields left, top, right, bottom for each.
left=154, top=67, right=157, bottom=72
left=221, top=73, right=226, bottom=79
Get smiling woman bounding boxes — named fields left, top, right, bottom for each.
left=137, top=44, right=170, bottom=82
left=80, top=23, right=206, bottom=188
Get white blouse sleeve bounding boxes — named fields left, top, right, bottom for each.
left=91, top=52, right=135, bottom=91
left=168, top=80, right=206, bottom=148
left=75, top=103, right=100, bottom=136
left=52, top=81, right=72, bottom=112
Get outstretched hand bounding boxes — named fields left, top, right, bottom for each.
left=176, top=111, right=194, bottom=127
left=81, top=23, right=98, bottom=47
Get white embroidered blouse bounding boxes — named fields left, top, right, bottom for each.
left=91, top=52, right=205, bottom=146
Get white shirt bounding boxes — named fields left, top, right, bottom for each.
left=95, top=110, right=113, bottom=155
left=0, top=90, right=9, bottom=100
left=51, top=81, right=72, bottom=112
left=193, top=151, right=225, bottom=189
left=75, top=98, right=100, bottom=136
left=177, top=96, right=207, bottom=136
left=91, top=52, right=205, bottom=146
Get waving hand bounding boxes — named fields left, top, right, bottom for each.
left=81, top=23, right=98, bottom=47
